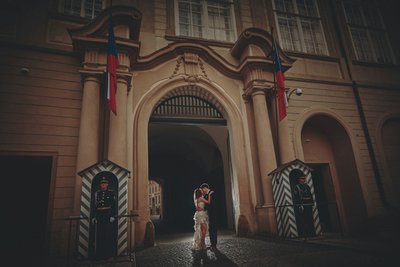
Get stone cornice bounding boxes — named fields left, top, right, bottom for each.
left=116, top=71, right=134, bottom=91
left=134, top=43, right=287, bottom=81
left=68, top=6, right=142, bottom=63
left=242, top=80, right=274, bottom=101
left=134, top=28, right=296, bottom=86
left=68, top=5, right=141, bottom=40
left=231, top=27, right=295, bottom=71
left=134, top=42, right=242, bottom=79
left=78, top=68, right=133, bottom=91
left=78, top=69, right=104, bottom=80
left=71, top=22, right=297, bottom=89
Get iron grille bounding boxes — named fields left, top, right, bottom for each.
left=151, top=95, right=225, bottom=123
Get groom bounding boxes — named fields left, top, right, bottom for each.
left=200, top=183, right=217, bottom=251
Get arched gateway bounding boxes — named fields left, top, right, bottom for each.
left=149, top=94, right=232, bottom=233
left=132, top=81, right=256, bottom=244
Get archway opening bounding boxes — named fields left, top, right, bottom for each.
left=308, top=163, right=341, bottom=233
left=148, top=180, right=163, bottom=221
left=301, top=114, right=367, bottom=234
left=148, top=123, right=233, bottom=234
left=1, top=155, right=53, bottom=264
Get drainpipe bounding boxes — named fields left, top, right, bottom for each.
left=351, top=81, right=388, bottom=207
left=329, top=0, right=398, bottom=213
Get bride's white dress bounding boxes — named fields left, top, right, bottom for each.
left=192, top=201, right=209, bottom=250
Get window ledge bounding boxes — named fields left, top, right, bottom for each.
left=286, top=51, right=339, bottom=62
left=48, top=11, right=92, bottom=24
left=165, top=35, right=234, bottom=48
left=352, top=60, right=398, bottom=68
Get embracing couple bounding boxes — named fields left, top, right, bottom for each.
left=192, top=183, right=217, bottom=251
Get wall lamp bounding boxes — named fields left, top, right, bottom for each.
left=19, top=67, right=30, bottom=75
left=283, top=88, right=303, bottom=107
left=286, top=88, right=303, bottom=102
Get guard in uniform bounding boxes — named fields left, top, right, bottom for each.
left=92, top=177, right=117, bottom=259
left=293, top=175, right=315, bottom=238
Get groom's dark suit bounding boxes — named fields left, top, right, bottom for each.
left=204, top=190, right=217, bottom=247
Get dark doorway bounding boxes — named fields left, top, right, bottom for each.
left=1, top=154, right=53, bottom=265
left=302, top=115, right=367, bottom=233
left=148, top=123, right=229, bottom=234
left=310, top=164, right=341, bottom=234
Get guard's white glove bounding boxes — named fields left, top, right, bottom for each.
left=91, top=218, right=97, bottom=224
left=110, top=217, right=115, bottom=223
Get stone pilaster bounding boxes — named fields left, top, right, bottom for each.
left=250, top=88, right=278, bottom=234
left=74, top=73, right=101, bottom=213
left=108, top=76, right=130, bottom=168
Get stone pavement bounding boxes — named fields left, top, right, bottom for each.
left=65, top=230, right=398, bottom=267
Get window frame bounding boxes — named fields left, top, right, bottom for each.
left=342, top=0, right=396, bottom=65
left=174, top=0, right=237, bottom=43
left=58, top=0, right=107, bottom=19
left=272, top=0, right=329, bottom=56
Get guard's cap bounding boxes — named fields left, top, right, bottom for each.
left=100, top=177, right=109, bottom=184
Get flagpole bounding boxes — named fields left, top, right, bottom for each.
left=100, top=6, right=117, bottom=161
left=104, top=9, right=119, bottom=160
left=270, top=27, right=281, bottom=166
left=100, top=73, right=109, bottom=161
left=103, top=0, right=112, bottom=161
left=99, top=74, right=104, bottom=161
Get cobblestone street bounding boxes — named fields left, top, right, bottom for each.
left=68, top=230, right=398, bottom=267
left=135, top=234, right=395, bottom=267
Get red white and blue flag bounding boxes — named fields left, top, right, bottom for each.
left=106, top=15, right=118, bottom=115
left=272, top=39, right=287, bottom=121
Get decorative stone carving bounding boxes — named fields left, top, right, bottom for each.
left=169, top=53, right=210, bottom=83
left=169, top=56, right=183, bottom=79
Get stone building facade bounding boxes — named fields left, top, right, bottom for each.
left=0, top=0, right=399, bottom=262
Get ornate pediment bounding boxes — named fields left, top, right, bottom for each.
left=231, top=28, right=295, bottom=72
left=68, top=5, right=142, bottom=63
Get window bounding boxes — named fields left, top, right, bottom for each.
left=343, top=1, right=395, bottom=64
left=175, top=0, right=236, bottom=42
left=58, top=0, right=106, bottom=19
left=273, top=0, right=328, bottom=55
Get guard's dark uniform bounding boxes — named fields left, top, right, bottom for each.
left=293, top=181, right=315, bottom=238
left=93, top=186, right=117, bottom=259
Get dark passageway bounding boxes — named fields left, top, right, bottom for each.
left=148, top=123, right=229, bottom=234
left=1, top=155, right=53, bottom=265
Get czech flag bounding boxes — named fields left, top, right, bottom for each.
left=106, top=15, right=118, bottom=115
left=272, top=40, right=286, bottom=121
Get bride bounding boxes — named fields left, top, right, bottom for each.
left=192, top=188, right=212, bottom=250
